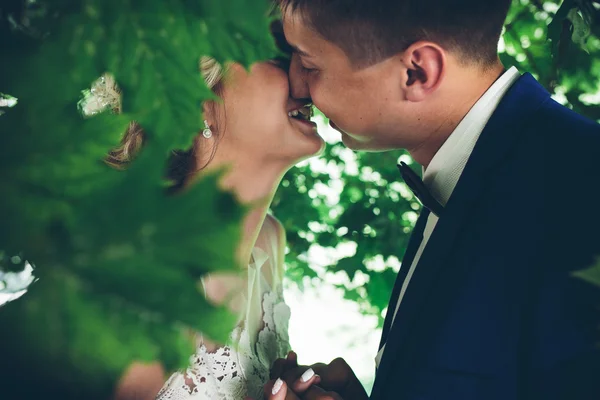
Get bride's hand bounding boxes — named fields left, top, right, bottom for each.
left=270, top=351, right=322, bottom=394
left=273, top=358, right=368, bottom=400
left=257, top=378, right=343, bottom=400
left=243, top=378, right=296, bottom=400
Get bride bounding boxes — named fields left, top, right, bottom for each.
left=94, top=44, right=324, bottom=399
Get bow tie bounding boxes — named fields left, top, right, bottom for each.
left=397, top=162, right=444, bottom=217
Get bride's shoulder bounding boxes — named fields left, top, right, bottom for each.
left=260, top=214, right=286, bottom=247
left=255, top=214, right=287, bottom=283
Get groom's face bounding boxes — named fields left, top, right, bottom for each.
left=282, top=11, right=414, bottom=151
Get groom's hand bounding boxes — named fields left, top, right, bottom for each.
left=271, top=351, right=300, bottom=380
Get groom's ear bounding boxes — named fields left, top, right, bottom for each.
left=400, top=42, right=446, bottom=102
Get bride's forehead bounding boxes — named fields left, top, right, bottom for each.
left=220, top=64, right=286, bottom=97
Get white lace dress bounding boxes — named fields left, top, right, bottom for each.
left=156, top=222, right=291, bottom=400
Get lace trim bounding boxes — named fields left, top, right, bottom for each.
left=78, top=74, right=121, bottom=117
left=156, top=289, right=291, bottom=400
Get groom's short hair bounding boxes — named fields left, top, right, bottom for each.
left=278, top=0, right=512, bottom=68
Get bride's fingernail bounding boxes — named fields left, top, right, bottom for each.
left=301, top=368, right=315, bottom=382
left=272, top=378, right=284, bottom=395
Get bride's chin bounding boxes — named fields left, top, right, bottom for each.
left=281, top=139, right=324, bottom=164
left=312, top=136, right=326, bottom=156
left=298, top=127, right=325, bottom=148
left=302, top=137, right=326, bottom=159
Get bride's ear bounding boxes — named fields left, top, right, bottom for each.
left=400, top=42, right=446, bottom=102
left=202, top=102, right=215, bottom=128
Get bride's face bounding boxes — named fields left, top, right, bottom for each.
left=213, top=61, right=325, bottom=163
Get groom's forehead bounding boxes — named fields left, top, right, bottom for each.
left=283, top=11, right=355, bottom=67
left=281, top=4, right=362, bottom=59
left=281, top=11, right=312, bottom=46
left=281, top=4, right=307, bottom=30
left=282, top=8, right=326, bottom=47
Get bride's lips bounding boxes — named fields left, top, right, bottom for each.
left=291, top=116, right=318, bottom=136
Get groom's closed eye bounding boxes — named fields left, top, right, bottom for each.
left=286, top=44, right=319, bottom=73
left=299, top=60, right=318, bottom=73
left=291, top=54, right=318, bottom=75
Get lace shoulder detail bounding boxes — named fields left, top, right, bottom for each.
left=156, top=279, right=291, bottom=400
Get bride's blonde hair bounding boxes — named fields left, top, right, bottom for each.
left=103, top=57, right=226, bottom=174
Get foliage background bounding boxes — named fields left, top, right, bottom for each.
left=0, top=0, right=278, bottom=398
left=0, top=0, right=599, bottom=398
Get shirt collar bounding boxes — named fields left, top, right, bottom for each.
left=422, top=66, right=521, bottom=206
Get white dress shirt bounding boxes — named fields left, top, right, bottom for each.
left=375, top=66, right=521, bottom=368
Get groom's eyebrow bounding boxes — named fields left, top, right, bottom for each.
left=290, top=44, right=313, bottom=58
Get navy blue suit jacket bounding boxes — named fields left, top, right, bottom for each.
left=370, top=73, right=600, bottom=400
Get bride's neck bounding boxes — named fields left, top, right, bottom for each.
left=193, top=143, right=289, bottom=266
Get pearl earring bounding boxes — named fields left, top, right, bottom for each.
left=202, top=120, right=212, bottom=139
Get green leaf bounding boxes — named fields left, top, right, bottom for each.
left=574, top=257, right=600, bottom=288
left=0, top=0, right=273, bottom=397
left=334, top=256, right=368, bottom=282
left=567, top=8, right=591, bottom=50
left=547, top=0, right=575, bottom=56
left=185, top=0, right=279, bottom=68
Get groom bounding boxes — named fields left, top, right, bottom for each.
left=262, top=1, right=600, bottom=400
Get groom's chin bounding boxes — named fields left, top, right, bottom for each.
left=340, top=132, right=365, bottom=151
left=341, top=133, right=388, bottom=152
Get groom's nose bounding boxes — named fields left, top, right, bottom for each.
left=289, top=53, right=311, bottom=101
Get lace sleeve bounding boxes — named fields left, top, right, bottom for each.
left=156, top=230, right=291, bottom=399
left=155, top=290, right=291, bottom=400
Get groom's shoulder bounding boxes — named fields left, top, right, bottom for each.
left=505, top=73, right=599, bottom=145
left=512, top=77, right=600, bottom=148
left=523, top=96, right=600, bottom=224
left=534, top=98, right=600, bottom=182
left=481, top=82, right=600, bottom=209
left=525, top=97, right=600, bottom=174
left=535, top=97, right=600, bottom=141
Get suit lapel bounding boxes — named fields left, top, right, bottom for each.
left=371, top=74, right=551, bottom=398
left=379, top=208, right=430, bottom=350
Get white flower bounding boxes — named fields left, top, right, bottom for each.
left=0, top=261, right=37, bottom=307
left=78, top=74, right=122, bottom=117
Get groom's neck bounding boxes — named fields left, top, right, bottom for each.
left=408, top=60, right=506, bottom=169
